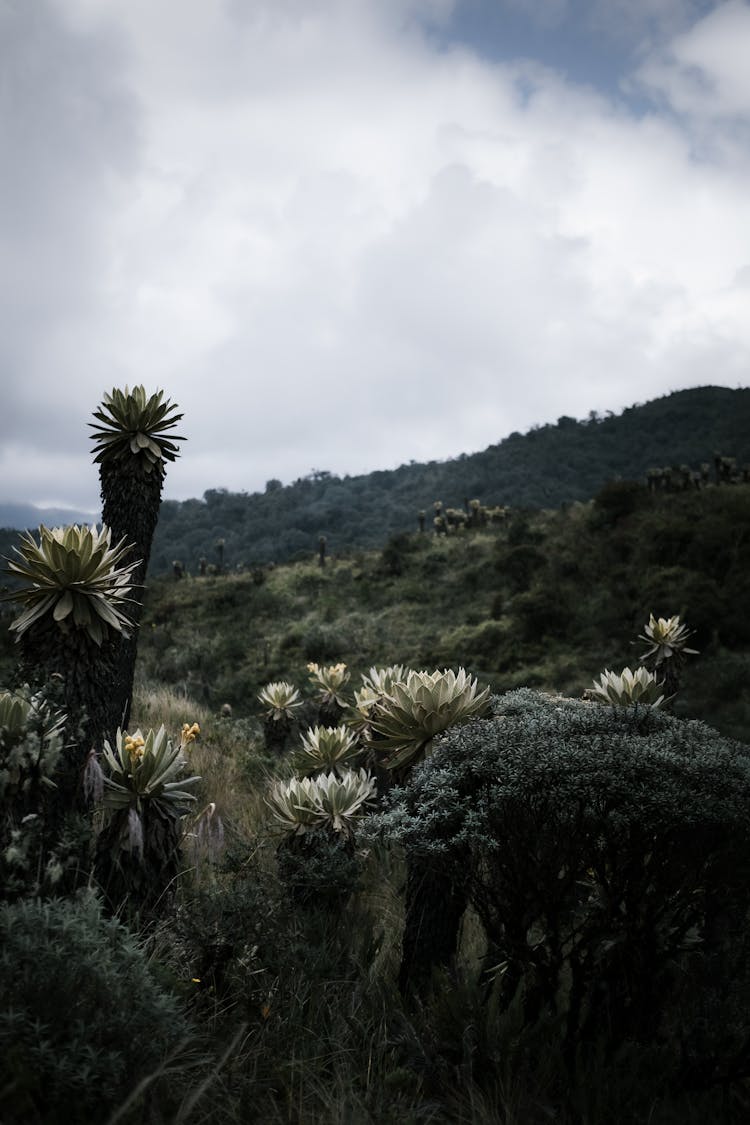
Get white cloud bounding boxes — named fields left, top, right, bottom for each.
left=1, top=0, right=749, bottom=509
left=633, top=0, right=750, bottom=119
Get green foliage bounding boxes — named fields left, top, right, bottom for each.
left=591, top=478, right=647, bottom=524
left=90, top=384, right=185, bottom=473
left=134, top=479, right=750, bottom=742
left=496, top=542, right=547, bottom=593
left=0, top=891, right=188, bottom=1124
left=274, top=829, right=368, bottom=910
left=0, top=686, right=67, bottom=901
left=0, top=687, right=65, bottom=801
left=3, top=524, right=140, bottom=645
left=369, top=689, right=750, bottom=1075
left=146, top=387, right=750, bottom=573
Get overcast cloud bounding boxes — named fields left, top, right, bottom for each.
left=1, top=0, right=749, bottom=512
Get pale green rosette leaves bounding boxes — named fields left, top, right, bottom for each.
left=292, top=724, right=363, bottom=777
left=90, top=384, right=185, bottom=473
left=101, top=725, right=201, bottom=810
left=266, top=769, right=376, bottom=838
left=4, top=524, right=140, bottom=645
left=588, top=666, right=667, bottom=709
left=258, top=681, right=303, bottom=721
left=368, top=667, right=491, bottom=773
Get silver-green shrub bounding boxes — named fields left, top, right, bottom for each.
left=367, top=688, right=750, bottom=1077
left=0, top=686, right=67, bottom=900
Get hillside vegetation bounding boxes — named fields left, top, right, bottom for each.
left=4, top=383, right=750, bottom=1123
left=133, top=478, right=750, bottom=742
left=146, top=385, right=750, bottom=573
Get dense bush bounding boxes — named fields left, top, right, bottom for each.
left=369, top=689, right=750, bottom=1082
left=0, top=892, right=189, bottom=1124
left=0, top=685, right=75, bottom=902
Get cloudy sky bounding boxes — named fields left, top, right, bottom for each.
left=2, top=0, right=750, bottom=513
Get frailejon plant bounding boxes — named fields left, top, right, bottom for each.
left=368, top=667, right=491, bottom=774
left=4, top=524, right=139, bottom=646
left=362, top=665, right=410, bottom=697
left=3, top=525, right=141, bottom=816
left=0, top=686, right=67, bottom=901
left=638, top=612, right=698, bottom=699
left=292, top=724, right=363, bottom=777
left=94, top=722, right=201, bottom=915
left=266, top=769, right=376, bottom=907
left=90, top=385, right=185, bottom=730
left=258, top=680, right=303, bottom=721
left=639, top=613, right=698, bottom=666
left=367, top=667, right=490, bottom=991
left=266, top=769, right=376, bottom=839
left=90, top=384, right=185, bottom=473
left=588, top=666, right=667, bottom=709
left=349, top=665, right=410, bottom=739
left=258, top=680, right=303, bottom=754
left=305, top=661, right=350, bottom=706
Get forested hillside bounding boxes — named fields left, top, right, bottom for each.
left=147, top=385, right=750, bottom=574
left=124, top=477, right=750, bottom=742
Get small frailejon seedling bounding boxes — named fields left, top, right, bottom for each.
left=588, top=666, right=667, bottom=709
left=293, top=724, right=363, bottom=776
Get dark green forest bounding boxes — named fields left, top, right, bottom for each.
left=2, top=385, right=748, bottom=578
left=146, top=384, right=750, bottom=573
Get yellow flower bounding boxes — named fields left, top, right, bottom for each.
left=180, top=721, right=200, bottom=747
left=124, top=733, right=145, bottom=763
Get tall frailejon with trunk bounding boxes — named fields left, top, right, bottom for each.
left=367, top=667, right=491, bottom=992
left=89, top=386, right=185, bottom=731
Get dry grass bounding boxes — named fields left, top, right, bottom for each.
left=130, top=680, right=212, bottom=733
left=131, top=679, right=271, bottom=847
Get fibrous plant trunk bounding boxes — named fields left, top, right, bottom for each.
left=276, top=829, right=362, bottom=913
left=94, top=802, right=184, bottom=921
left=263, top=714, right=295, bottom=756
left=15, top=620, right=119, bottom=813
left=98, top=459, right=165, bottom=733
left=398, top=850, right=468, bottom=994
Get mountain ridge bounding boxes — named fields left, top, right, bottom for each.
left=147, top=385, right=750, bottom=573
left=2, top=386, right=748, bottom=571
left=0, top=501, right=99, bottom=532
